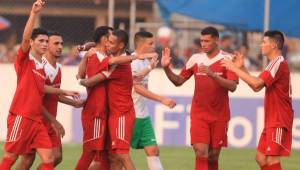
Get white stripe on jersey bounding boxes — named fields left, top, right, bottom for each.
left=265, top=56, right=284, bottom=78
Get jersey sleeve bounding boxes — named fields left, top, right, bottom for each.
left=259, top=59, right=283, bottom=87
left=226, top=69, right=239, bottom=82
left=131, top=60, right=141, bottom=76
left=179, top=66, right=194, bottom=79
left=14, top=47, right=30, bottom=76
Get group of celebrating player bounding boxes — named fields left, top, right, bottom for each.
left=0, top=1, right=294, bottom=170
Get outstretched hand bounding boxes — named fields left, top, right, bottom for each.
left=161, top=47, right=171, bottom=68
left=32, top=0, right=46, bottom=14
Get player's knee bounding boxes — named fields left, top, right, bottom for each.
left=266, top=156, right=280, bottom=165
left=39, top=154, right=54, bottom=163
left=193, top=146, right=208, bottom=157
left=255, top=154, right=266, bottom=166
left=145, top=147, right=160, bottom=156
left=116, top=154, right=131, bottom=163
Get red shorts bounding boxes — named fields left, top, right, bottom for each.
left=109, top=108, right=135, bottom=154
left=257, top=127, right=292, bottom=156
left=5, top=114, right=52, bottom=154
left=45, top=123, right=62, bottom=148
left=190, top=117, right=228, bottom=148
left=82, top=116, right=107, bottom=151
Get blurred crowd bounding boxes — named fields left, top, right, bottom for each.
left=1, top=29, right=300, bottom=71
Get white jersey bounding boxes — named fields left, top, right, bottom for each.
left=131, top=52, right=151, bottom=118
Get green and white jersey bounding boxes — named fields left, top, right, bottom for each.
left=131, top=52, right=150, bottom=118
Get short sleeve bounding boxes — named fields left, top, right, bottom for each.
left=180, top=66, right=194, bottom=80
left=14, top=47, right=30, bottom=76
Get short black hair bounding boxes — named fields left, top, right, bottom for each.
left=134, top=31, right=153, bottom=48
left=201, top=26, right=219, bottom=38
left=47, top=30, right=62, bottom=37
left=31, top=28, right=48, bottom=40
left=112, top=29, right=129, bottom=48
left=93, top=26, right=113, bottom=43
left=264, top=30, right=284, bottom=50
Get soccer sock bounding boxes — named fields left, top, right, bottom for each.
left=38, top=162, right=54, bottom=170
left=75, top=149, right=95, bottom=170
left=195, top=156, right=208, bottom=170
left=146, top=156, right=164, bottom=170
left=208, top=160, right=218, bottom=170
left=100, top=150, right=110, bottom=170
left=260, top=165, right=268, bottom=170
left=0, top=157, right=16, bottom=170
left=267, top=163, right=282, bottom=170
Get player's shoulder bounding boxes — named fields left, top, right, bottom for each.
left=219, top=50, right=233, bottom=60
left=185, top=52, right=205, bottom=69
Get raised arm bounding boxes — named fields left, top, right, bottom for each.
left=21, top=0, right=45, bottom=52
left=221, top=53, right=264, bottom=92
left=161, top=48, right=187, bottom=86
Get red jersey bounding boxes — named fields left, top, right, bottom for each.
left=9, top=47, right=46, bottom=122
left=42, top=57, right=62, bottom=118
left=82, top=52, right=109, bottom=118
left=180, top=51, right=238, bottom=121
left=105, top=60, right=134, bottom=115
left=259, top=56, right=294, bottom=130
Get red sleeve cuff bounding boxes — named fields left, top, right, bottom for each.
left=259, top=71, right=274, bottom=87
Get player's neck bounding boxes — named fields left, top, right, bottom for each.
left=206, top=48, right=220, bottom=59
left=267, top=50, right=282, bottom=61
left=45, top=53, right=57, bottom=67
left=135, top=48, right=145, bottom=55
left=31, top=50, right=43, bottom=62
left=95, top=44, right=106, bottom=52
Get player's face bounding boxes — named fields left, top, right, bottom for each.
left=31, top=34, right=48, bottom=55
left=140, top=38, right=155, bottom=53
left=108, top=34, right=123, bottom=55
left=100, top=34, right=110, bottom=52
left=261, top=36, right=276, bottom=58
left=48, top=35, right=63, bottom=58
left=200, top=34, right=218, bottom=54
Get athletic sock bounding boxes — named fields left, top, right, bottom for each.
left=146, top=156, right=163, bottom=170
left=0, top=157, right=16, bottom=170
left=260, top=164, right=268, bottom=170
left=195, top=156, right=208, bottom=170
left=267, top=163, right=282, bottom=170
left=38, top=162, right=54, bottom=170
left=75, top=149, right=95, bottom=170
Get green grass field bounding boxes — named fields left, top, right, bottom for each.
left=0, top=143, right=299, bottom=170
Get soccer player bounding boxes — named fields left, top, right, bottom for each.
left=221, top=30, right=294, bottom=170
left=131, top=31, right=176, bottom=170
left=15, top=30, right=85, bottom=170
left=0, top=1, right=78, bottom=170
left=161, top=26, right=238, bottom=170
left=75, top=26, right=113, bottom=170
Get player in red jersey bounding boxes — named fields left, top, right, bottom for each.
left=0, top=1, right=78, bottom=170
left=161, top=26, right=238, bottom=170
left=221, top=30, right=294, bottom=170
left=75, top=26, right=113, bottom=170
left=15, top=31, right=85, bottom=170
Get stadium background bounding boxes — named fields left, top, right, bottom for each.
left=1, top=0, right=300, bottom=169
